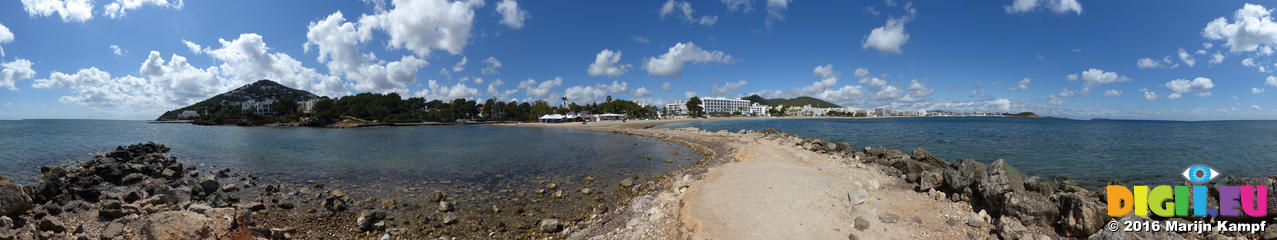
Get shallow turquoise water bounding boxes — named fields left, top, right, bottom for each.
left=662, top=117, right=1277, bottom=187
left=0, top=120, right=700, bottom=188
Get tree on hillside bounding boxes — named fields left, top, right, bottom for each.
left=686, top=96, right=704, bottom=117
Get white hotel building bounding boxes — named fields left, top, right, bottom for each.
left=700, top=97, right=751, bottom=113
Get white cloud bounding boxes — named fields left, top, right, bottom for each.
left=660, top=0, right=717, bottom=26
left=853, top=68, right=869, bottom=78
left=485, top=82, right=518, bottom=101
left=1066, top=74, right=1078, bottom=81
left=181, top=40, right=202, bottom=54
left=564, top=85, right=607, bottom=103
left=875, top=85, right=903, bottom=100
left=1004, top=0, right=1081, bottom=15
left=863, top=16, right=911, bottom=54
left=858, top=76, right=887, bottom=89
left=1048, top=88, right=1075, bottom=104
left=1209, top=51, right=1225, bottom=64
left=1103, top=89, right=1122, bottom=96
left=1163, top=77, right=1214, bottom=100
left=0, top=23, right=13, bottom=57
left=661, top=82, right=671, bottom=92
left=684, top=91, right=697, bottom=98
left=109, top=44, right=124, bottom=56
left=1009, top=78, right=1031, bottom=91
left=1204, top=42, right=1214, bottom=49
left=1196, top=92, right=1212, bottom=97
left=631, top=35, right=650, bottom=44
left=1254, top=105, right=1264, bottom=110
left=210, top=33, right=349, bottom=96
left=20, top=0, right=94, bottom=22
left=495, top=0, right=529, bottom=29
left=710, top=80, right=747, bottom=96
left=643, top=42, right=732, bottom=78
left=765, top=0, right=792, bottom=27
left=587, top=49, right=632, bottom=78
left=1177, top=48, right=1195, bottom=67
left=357, top=0, right=484, bottom=56
left=633, top=87, right=651, bottom=98
left=599, top=80, right=628, bottom=93
left=813, top=64, right=836, bottom=79
left=1139, top=88, right=1158, bottom=100
left=721, top=0, right=753, bottom=12
left=1075, top=68, right=1130, bottom=93
left=416, top=80, right=479, bottom=100
left=103, top=0, right=182, bottom=19
left=1203, top=4, right=1277, bottom=53
left=1267, top=75, right=1277, bottom=87
left=898, top=79, right=933, bottom=102
left=481, top=56, right=502, bottom=75
left=1, top=59, right=37, bottom=91
left=304, top=12, right=426, bottom=94
left=519, top=77, right=562, bottom=98
left=1136, top=58, right=1163, bottom=69
left=452, top=56, right=467, bottom=72
left=1253, top=87, right=1265, bottom=94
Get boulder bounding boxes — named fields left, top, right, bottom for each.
left=61, top=200, right=91, bottom=213
left=1023, top=176, right=1057, bottom=196
left=0, top=181, right=33, bottom=216
left=142, top=211, right=218, bottom=240
left=942, top=159, right=987, bottom=193
left=911, top=148, right=947, bottom=168
left=357, top=210, right=387, bottom=232
left=979, top=159, right=1025, bottom=215
left=101, top=222, right=126, bottom=240
left=1001, top=191, right=1058, bottom=231
left=865, top=146, right=886, bottom=157
left=918, top=171, right=944, bottom=191
left=997, top=216, right=1029, bottom=240
left=1057, top=192, right=1108, bottom=237
left=538, top=218, right=562, bottom=233
left=836, top=142, right=853, bottom=154
left=197, top=175, right=219, bottom=195
left=37, top=216, right=66, bottom=233
left=121, top=173, right=145, bottom=185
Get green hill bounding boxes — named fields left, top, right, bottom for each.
left=157, top=80, right=318, bottom=120
left=740, top=95, right=840, bottom=108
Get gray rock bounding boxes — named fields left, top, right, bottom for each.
left=61, top=200, right=91, bottom=214
left=101, top=222, right=126, bottom=240
left=43, top=203, right=62, bottom=216
left=1057, top=192, right=1108, bottom=237
left=142, top=211, right=216, bottom=240
left=847, top=189, right=868, bottom=205
left=1001, top=191, right=1058, bottom=231
left=197, top=175, right=219, bottom=194
left=441, top=212, right=458, bottom=225
left=1262, top=223, right=1277, bottom=240
left=978, top=159, right=1024, bottom=215
left=619, top=178, right=635, bottom=188
left=242, top=202, right=265, bottom=212
left=997, top=216, right=1028, bottom=240
left=121, top=173, right=145, bottom=185
left=919, top=171, right=944, bottom=191
left=538, top=218, right=562, bottom=233
left=356, top=210, right=386, bottom=232
left=0, top=216, right=10, bottom=228
left=270, top=227, right=296, bottom=240
left=943, top=159, right=987, bottom=193
left=1023, top=176, right=1057, bottom=196
left=38, top=216, right=66, bottom=233
left=878, top=213, right=899, bottom=224
left=220, top=184, right=237, bottom=192
left=0, top=181, right=33, bottom=216
left=187, top=203, right=212, bottom=214
left=854, top=217, right=869, bottom=231
left=580, top=188, right=592, bottom=195
left=437, top=201, right=452, bottom=212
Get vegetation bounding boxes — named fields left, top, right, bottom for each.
left=685, top=97, right=704, bottom=117
left=740, top=94, right=840, bottom=108
left=1003, top=112, right=1040, bottom=118
left=825, top=110, right=868, bottom=117
left=157, top=80, right=318, bottom=120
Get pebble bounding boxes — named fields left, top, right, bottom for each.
left=438, top=201, right=452, bottom=212
left=546, top=183, right=558, bottom=190
left=538, top=218, right=563, bottom=233
left=580, top=188, right=592, bottom=195
left=854, top=217, right=869, bottom=231
left=878, top=213, right=899, bottom=224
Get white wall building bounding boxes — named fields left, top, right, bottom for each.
left=701, top=97, right=751, bottom=114
left=748, top=103, right=770, bottom=116
left=666, top=101, right=687, bottom=115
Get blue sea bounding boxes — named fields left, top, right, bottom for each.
left=662, top=117, right=1277, bottom=188
left=0, top=120, right=701, bottom=191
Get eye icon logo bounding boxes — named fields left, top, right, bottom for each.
left=1182, top=164, right=1220, bottom=184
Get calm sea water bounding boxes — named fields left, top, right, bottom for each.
left=0, top=120, right=700, bottom=189
left=663, top=117, right=1277, bottom=188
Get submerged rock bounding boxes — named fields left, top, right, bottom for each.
left=538, top=218, right=562, bottom=233
left=619, top=177, right=635, bottom=188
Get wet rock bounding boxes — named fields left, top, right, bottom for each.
left=619, top=178, right=635, bottom=188
left=1057, top=192, right=1107, bottom=237
left=438, top=201, right=452, bottom=212
left=538, top=218, right=562, bottom=233
left=878, top=213, right=899, bottom=224
left=428, top=190, right=446, bottom=202
left=37, top=216, right=66, bottom=232
left=357, top=210, right=387, bottom=232
left=441, top=212, right=458, bottom=225
left=854, top=217, right=869, bottom=231
left=0, top=181, right=33, bottom=215
left=979, top=159, right=1024, bottom=215
left=142, top=211, right=217, bottom=239
left=323, top=190, right=348, bottom=212
left=1001, top=191, right=1058, bottom=230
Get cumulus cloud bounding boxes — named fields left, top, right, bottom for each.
left=518, top=77, right=562, bottom=98
left=110, top=45, right=124, bottom=56
left=1268, top=75, right=1277, bottom=87
left=1048, top=88, right=1076, bottom=104
left=898, top=79, right=933, bottom=102
left=1203, top=4, right=1277, bottom=53
left=357, top=0, right=484, bottom=56
left=0, top=24, right=13, bottom=57
left=684, top=91, right=697, bottom=98
left=598, top=80, right=628, bottom=93
left=710, top=80, right=747, bottom=97
left=1254, top=105, right=1264, bottom=110
left=210, top=33, right=348, bottom=96
left=20, top=0, right=94, bottom=22
left=495, top=0, right=529, bottom=29
left=1164, top=77, right=1214, bottom=99
left=587, top=49, right=632, bottom=78
left=1103, top=89, right=1122, bottom=96
left=765, top=0, right=792, bottom=27
left=1009, top=78, right=1031, bottom=91
left=564, top=85, right=607, bottom=103
left=1177, top=48, right=1195, bottom=67
left=2, top=59, right=37, bottom=91
left=721, top=0, right=753, bottom=12
left=660, top=0, right=717, bottom=26
left=633, top=87, right=651, bottom=98
left=416, top=80, right=479, bottom=100
left=452, top=56, right=467, bottom=72
left=1004, top=0, right=1081, bottom=15
left=1210, top=51, right=1225, bottom=64
left=305, top=11, right=426, bottom=94
left=1136, top=57, right=1168, bottom=69
left=481, top=56, right=502, bottom=75
left=643, top=42, right=732, bottom=78
left=1139, top=88, right=1158, bottom=100
left=181, top=40, right=203, bottom=54
left=104, top=0, right=182, bottom=19
left=1254, top=87, right=1266, bottom=94
left=863, top=16, right=911, bottom=54
left=1072, top=68, right=1130, bottom=93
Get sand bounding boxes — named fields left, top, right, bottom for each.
left=505, top=118, right=996, bottom=239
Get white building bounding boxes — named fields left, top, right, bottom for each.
left=300, top=99, right=319, bottom=113
left=666, top=101, right=687, bottom=115
left=701, top=97, right=750, bottom=114
left=178, top=110, right=200, bottom=119
left=748, top=103, right=770, bottom=116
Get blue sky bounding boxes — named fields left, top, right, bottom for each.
left=0, top=0, right=1275, bottom=120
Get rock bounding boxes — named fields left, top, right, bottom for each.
left=1262, top=223, right=1277, bottom=240
left=187, top=203, right=212, bottom=214
left=441, top=212, right=458, bottom=225
left=43, top=203, right=62, bottom=216
left=978, top=159, right=1024, bottom=215
left=836, top=142, right=853, bottom=154
left=865, top=146, right=886, bottom=157
left=546, top=183, right=557, bottom=190
left=270, top=227, right=296, bottom=240
left=1023, top=176, right=1057, bottom=196
left=538, top=218, right=562, bottom=233
left=1086, top=215, right=1186, bottom=240
left=438, top=201, right=452, bottom=212
left=854, top=217, right=869, bottom=231
left=0, top=181, right=33, bottom=216
left=38, top=216, right=66, bottom=233
left=1001, top=191, right=1058, bottom=230
left=62, top=200, right=90, bottom=213
left=847, top=189, right=868, bottom=205
left=427, top=190, right=446, bottom=202
left=943, top=159, right=987, bottom=193
left=220, top=184, right=237, bottom=192
left=619, top=178, right=635, bottom=188
left=277, top=202, right=294, bottom=209
left=121, top=173, right=145, bottom=185
left=142, top=211, right=217, bottom=239
left=101, top=222, right=126, bottom=240
left=997, top=216, right=1028, bottom=240
left=878, top=213, right=899, bottom=224
left=357, top=210, right=387, bottom=232
left=197, top=175, right=219, bottom=194
left=99, top=200, right=136, bottom=219
left=919, top=171, right=944, bottom=191
left=242, top=202, right=265, bottom=212
left=553, top=190, right=564, bottom=199
left=584, top=176, right=595, bottom=182
left=0, top=216, right=10, bottom=228
left=1057, top=192, right=1107, bottom=237
left=323, top=191, right=348, bottom=212
left=580, top=188, right=592, bottom=195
